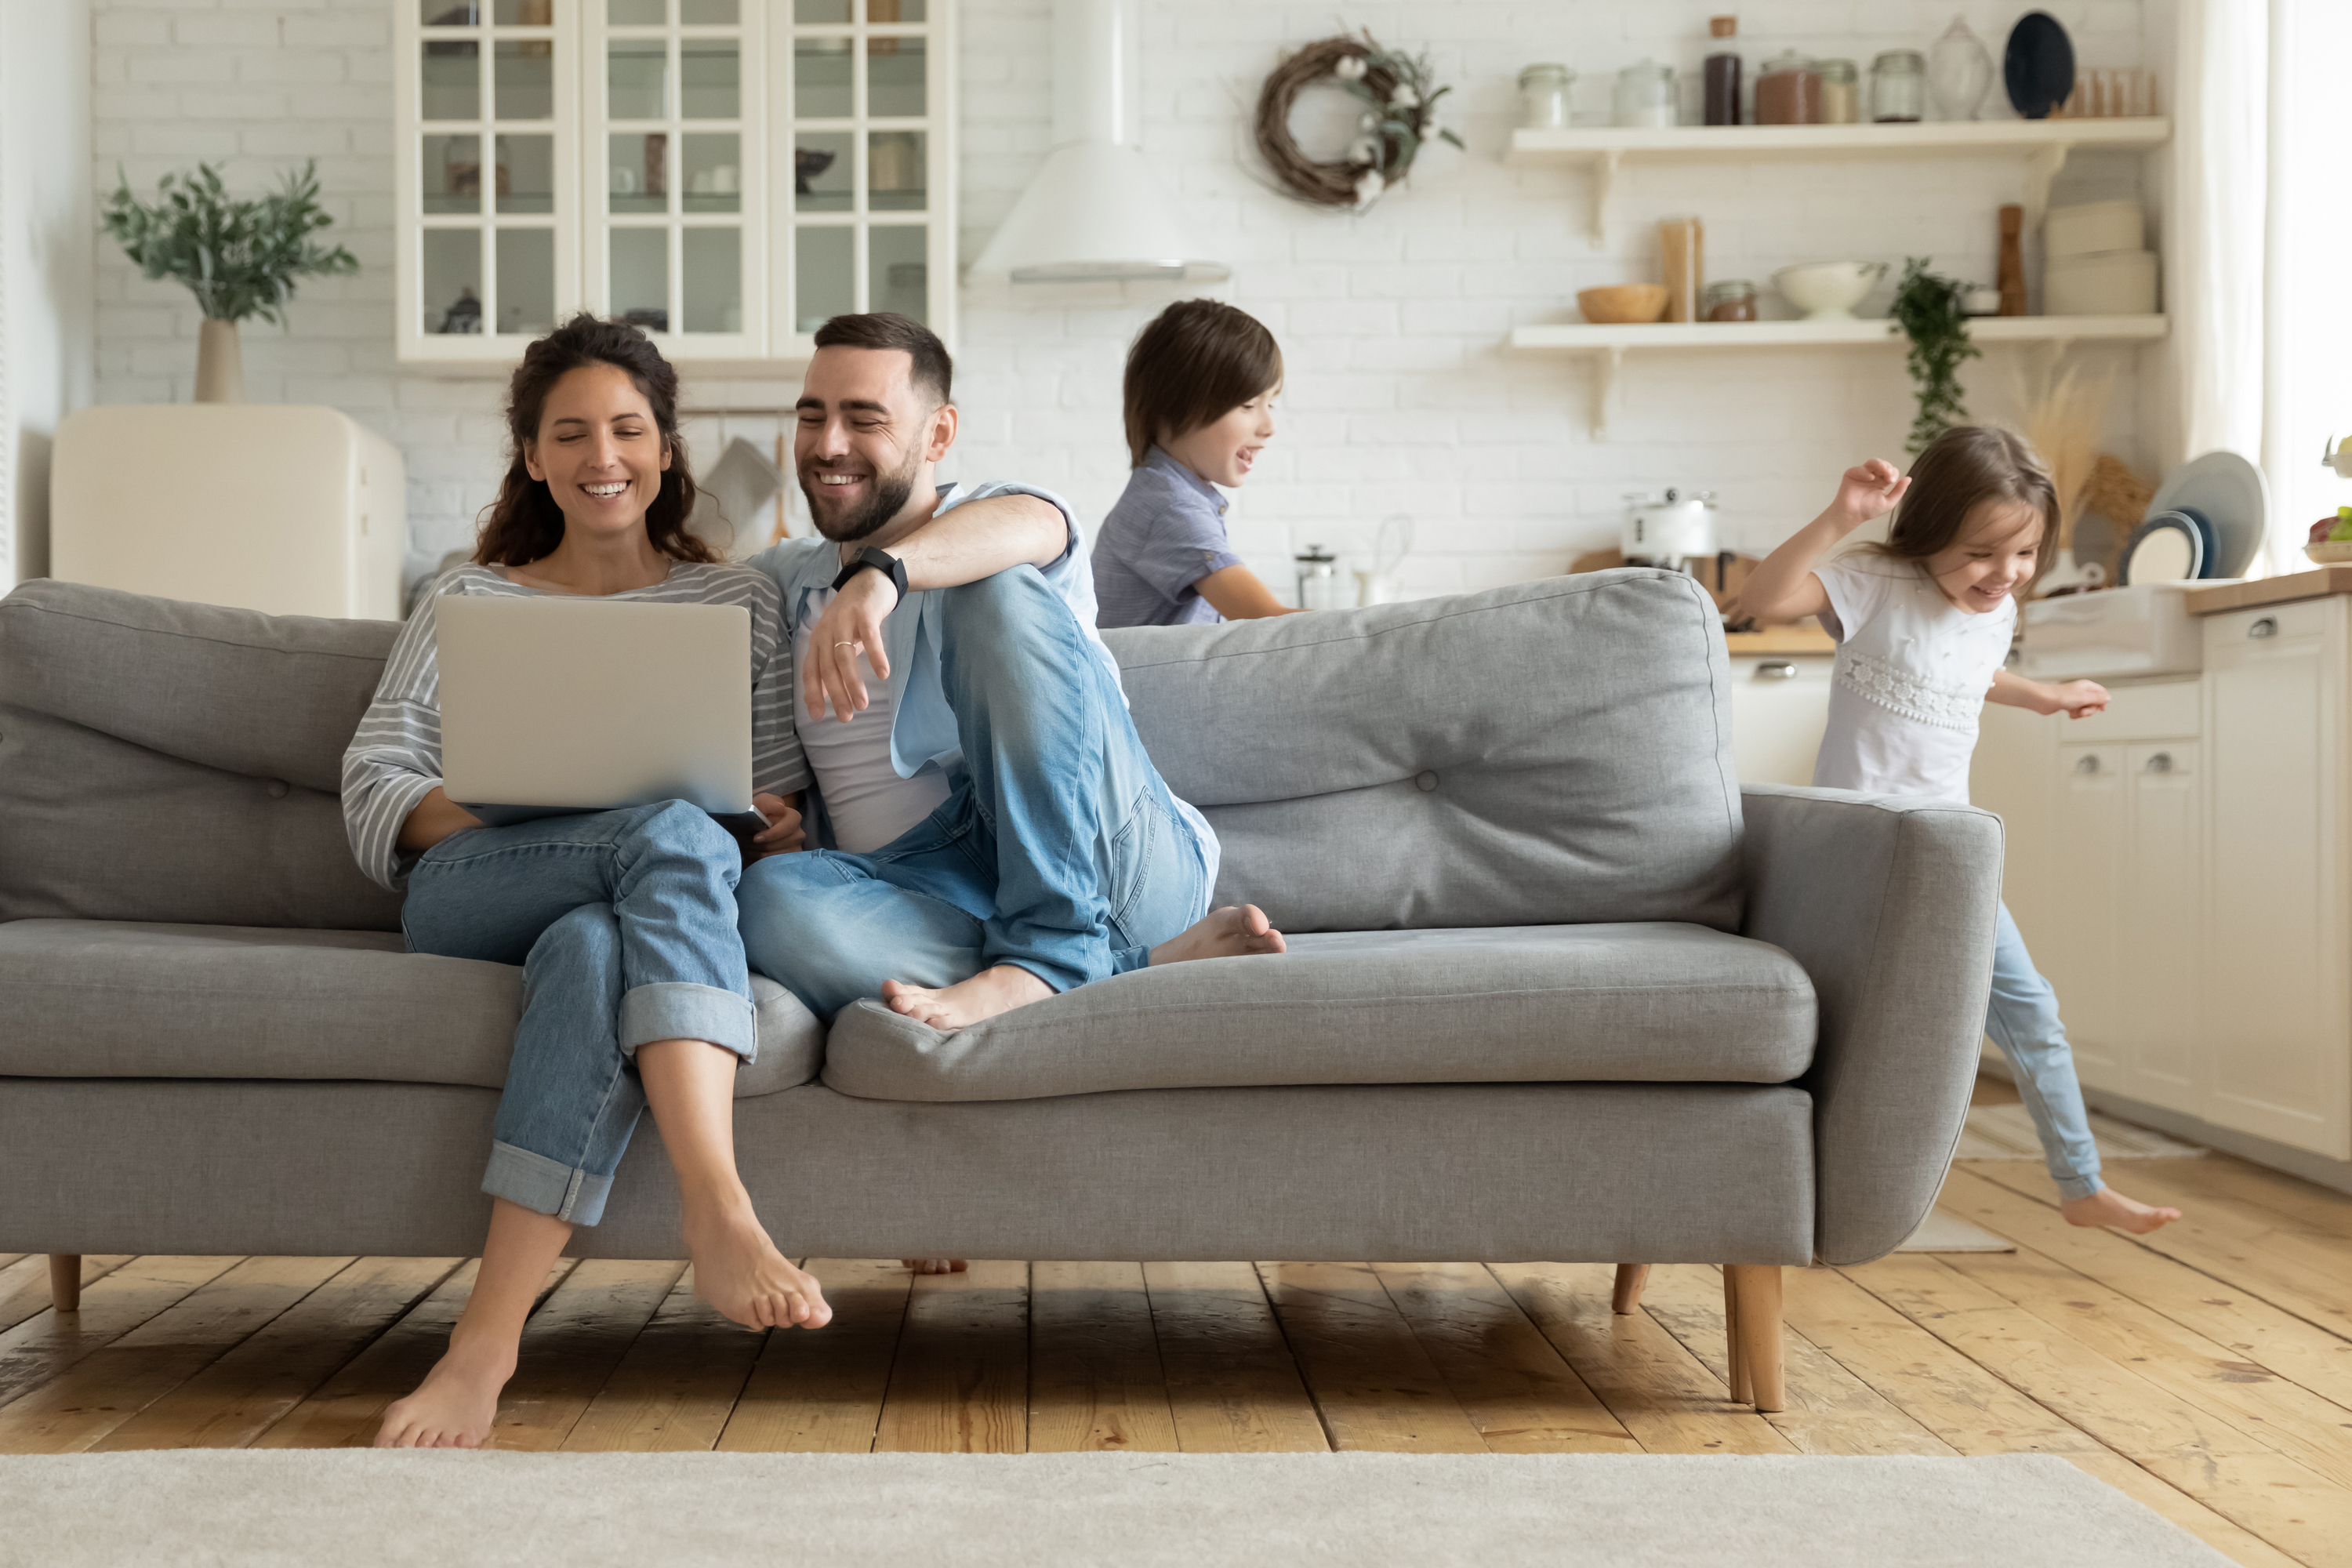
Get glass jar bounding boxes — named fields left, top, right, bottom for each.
left=1518, top=64, right=1574, bottom=130
left=1871, top=49, right=1926, bottom=122
left=1755, top=50, right=1820, bottom=125
left=1611, top=60, right=1677, bottom=129
left=1926, top=18, right=1994, bottom=121
left=1817, top=59, right=1860, bottom=124
left=1703, top=279, right=1758, bottom=321
left=1294, top=546, right=1344, bottom=612
left=1703, top=16, right=1740, bottom=126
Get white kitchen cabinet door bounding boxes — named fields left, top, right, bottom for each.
left=1728, top=656, right=1831, bottom=786
left=1971, top=698, right=2054, bottom=923
left=2203, top=609, right=2350, bottom=1159
left=2122, top=740, right=2202, bottom=1114
left=2035, top=742, right=2127, bottom=1086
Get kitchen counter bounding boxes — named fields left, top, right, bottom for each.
left=2189, top=568, right=2352, bottom=616
left=1724, top=625, right=1835, bottom=655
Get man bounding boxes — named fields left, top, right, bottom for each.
left=738, top=312, right=1283, bottom=1044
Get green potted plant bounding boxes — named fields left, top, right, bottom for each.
left=1889, top=257, right=1980, bottom=456
left=101, top=162, right=359, bottom=404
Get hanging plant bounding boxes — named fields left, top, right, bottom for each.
left=1889, top=257, right=1981, bottom=456
left=1253, top=31, right=1461, bottom=212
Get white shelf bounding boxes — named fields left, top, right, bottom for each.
left=1510, top=315, right=2169, bottom=438
left=1506, top=118, right=2171, bottom=245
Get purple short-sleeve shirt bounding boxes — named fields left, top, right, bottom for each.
left=1090, top=448, right=1245, bottom=629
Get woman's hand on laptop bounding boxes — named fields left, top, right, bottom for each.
left=749, top=793, right=807, bottom=859
left=804, top=568, right=898, bottom=723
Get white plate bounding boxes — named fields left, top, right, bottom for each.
left=2122, top=516, right=2202, bottom=584
left=2148, top=451, right=2267, bottom=578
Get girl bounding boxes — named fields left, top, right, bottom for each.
left=343, top=314, right=833, bottom=1448
left=1741, top=424, right=2182, bottom=1234
left=1092, top=299, right=1299, bottom=628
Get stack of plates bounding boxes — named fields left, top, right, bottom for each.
left=2119, top=452, right=2267, bottom=585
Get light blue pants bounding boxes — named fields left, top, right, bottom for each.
left=737, top=566, right=1210, bottom=1022
left=1985, top=902, right=2103, bottom=1200
left=401, top=800, right=756, bottom=1226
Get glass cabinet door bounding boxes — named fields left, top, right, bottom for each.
left=587, top=0, right=764, bottom=354
left=781, top=0, right=950, bottom=350
left=401, top=1, right=579, bottom=360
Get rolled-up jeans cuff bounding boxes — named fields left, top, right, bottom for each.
left=484, top=1141, right=615, bottom=1226
left=619, top=981, right=756, bottom=1060
left=2054, top=1172, right=2103, bottom=1202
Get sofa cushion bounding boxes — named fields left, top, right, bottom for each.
left=0, top=919, right=820, bottom=1098
left=1103, top=572, right=1745, bottom=934
left=821, top=922, right=1815, bottom=1103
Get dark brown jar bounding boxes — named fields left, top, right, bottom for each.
left=1704, top=280, right=1758, bottom=321
left=1755, top=49, right=1820, bottom=125
left=1704, top=16, right=1741, bottom=126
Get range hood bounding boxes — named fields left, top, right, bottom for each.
left=968, top=0, right=1229, bottom=284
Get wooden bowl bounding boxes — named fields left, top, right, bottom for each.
left=2305, top=540, right=2352, bottom=565
left=1577, top=285, right=1670, bottom=325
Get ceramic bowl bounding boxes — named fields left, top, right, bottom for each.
left=1577, top=285, right=1671, bottom=325
left=2305, top=540, right=2352, bottom=565
left=1773, top=261, right=1889, bottom=321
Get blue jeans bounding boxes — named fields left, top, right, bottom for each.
left=401, top=800, right=755, bottom=1226
left=737, top=566, right=1210, bottom=1021
left=1985, top=902, right=2103, bottom=1200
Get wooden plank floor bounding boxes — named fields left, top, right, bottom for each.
left=2, top=1081, right=2347, bottom=1568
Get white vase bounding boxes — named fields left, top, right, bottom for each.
left=1927, top=16, right=1994, bottom=122
left=194, top=318, right=245, bottom=404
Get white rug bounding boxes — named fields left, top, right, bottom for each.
left=1957, top=1102, right=2207, bottom=1162
left=0, top=1450, right=2230, bottom=1566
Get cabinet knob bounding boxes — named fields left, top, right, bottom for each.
left=2145, top=752, right=2172, bottom=774
left=1754, top=661, right=1800, bottom=681
left=2074, top=753, right=2101, bottom=775
left=2249, top=615, right=2279, bottom=639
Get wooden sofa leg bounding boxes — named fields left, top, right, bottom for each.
left=1726, top=1264, right=1784, bottom=1413
left=1722, top=1269, right=1750, bottom=1405
left=49, top=1255, right=82, bottom=1314
left=1610, top=1264, right=1650, bottom=1315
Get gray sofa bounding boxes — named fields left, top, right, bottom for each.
left=0, top=571, right=2002, bottom=1411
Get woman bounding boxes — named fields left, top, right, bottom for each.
left=342, top=314, right=832, bottom=1450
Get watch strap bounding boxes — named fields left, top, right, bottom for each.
left=831, top=546, right=908, bottom=598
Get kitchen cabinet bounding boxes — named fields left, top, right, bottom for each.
left=395, top=0, right=956, bottom=371
left=1728, top=653, right=1830, bottom=786
left=1973, top=600, right=2352, bottom=1164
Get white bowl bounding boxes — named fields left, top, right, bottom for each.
left=1773, top=261, right=1889, bottom=321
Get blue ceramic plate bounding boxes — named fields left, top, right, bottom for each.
left=2004, top=12, right=2076, bottom=121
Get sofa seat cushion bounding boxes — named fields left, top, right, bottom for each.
left=0, top=919, right=820, bottom=1098
left=822, top=922, right=1817, bottom=1103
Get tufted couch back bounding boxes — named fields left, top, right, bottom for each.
left=0, top=570, right=1743, bottom=935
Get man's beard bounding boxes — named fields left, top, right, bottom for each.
left=801, top=451, right=920, bottom=543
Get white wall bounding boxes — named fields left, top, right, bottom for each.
left=3, top=0, right=96, bottom=585
left=88, top=0, right=2156, bottom=597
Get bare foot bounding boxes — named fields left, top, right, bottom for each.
left=683, top=1197, right=833, bottom=1330
left=881, top=964, right=1052, bottom=1031
left=1149, top=903, right=1287, bottom=966
left=902, top=1259, right=968, bottom=1274
left=375, top=1334, right=514, bottom=1449
left=2060, top=1186, right=2182, bottom=1235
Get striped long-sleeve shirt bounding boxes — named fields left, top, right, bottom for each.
left=341, top=561, right=809, bottom=892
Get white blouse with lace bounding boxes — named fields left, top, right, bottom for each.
left=1809, top=555, right=2016, bottom=804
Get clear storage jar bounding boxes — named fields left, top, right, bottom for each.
left=1817, top=59, right=1860, bottom=124
left=1611, top=60, right=1677, bottom=128
left=1518, top=63, right=1574, bottom=130
left=1871, top=49, right=1926, bottom=122
left=1703, top=279, right=1758, bottom=321
left=1755, top=50, right=1821, bottom=125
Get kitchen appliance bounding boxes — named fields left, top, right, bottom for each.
left=1622, top=488, right=1720, bottom=571
left=2017, top=582, right=2212, bottom=680
left=2147, top=450, right=2267, bottom=579
left=1294, top=544, right=1345, bottom=612
left=1773, top=260, right=1886, bottom=320
left=49, top=405, right=406, bottom=620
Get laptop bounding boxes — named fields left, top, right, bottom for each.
left=437, top=594, right=768, bottom=838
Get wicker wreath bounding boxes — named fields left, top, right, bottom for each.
left=1253, top=32, right=1458, bottom=211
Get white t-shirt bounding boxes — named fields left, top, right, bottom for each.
left=1809, top=556, right=2017, bottom=804
left=794, top=586, right=953, bottom=853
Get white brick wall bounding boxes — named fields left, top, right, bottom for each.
left=92, top=0, right=2156, bottom=598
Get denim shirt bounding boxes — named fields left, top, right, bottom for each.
left=745, top=480, right=1218, bottom=880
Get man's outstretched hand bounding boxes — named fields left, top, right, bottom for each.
left=804, top=568, right=899, bottom=724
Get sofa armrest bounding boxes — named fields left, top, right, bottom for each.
left=1739, top=783, right=2004, bottom=1265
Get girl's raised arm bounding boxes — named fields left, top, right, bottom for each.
left=1737, top=459, right=1911, bottom=623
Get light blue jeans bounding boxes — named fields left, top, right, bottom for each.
left=737, top=566, right=1210, bottom=1021
left=1986, top=902, right=2103, bottom=1200
left=401, top=800, right=756, bottom=1226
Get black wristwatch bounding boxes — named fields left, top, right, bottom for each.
left=832, top=546, right=909, bottom=599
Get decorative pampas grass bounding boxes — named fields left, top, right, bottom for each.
left=2008, top=352, right=2115, bottom=552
